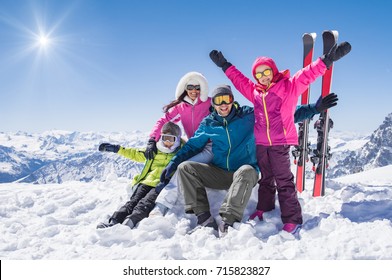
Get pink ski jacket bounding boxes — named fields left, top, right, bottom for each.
left=225, top=57, right=327, bottom=146
left=150, top=71, right=211, bottom=140
left=149, top=98, right=212, bottom=140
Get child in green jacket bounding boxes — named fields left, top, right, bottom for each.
left=96, top=122, right=182, bottom=229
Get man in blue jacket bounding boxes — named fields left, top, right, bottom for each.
left=160, top=85, right=337, bottom=237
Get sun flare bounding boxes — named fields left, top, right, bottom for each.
left=38, top=35, right=50, bottom=48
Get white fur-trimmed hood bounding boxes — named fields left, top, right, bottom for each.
left=175, top=72, right=209, bottom=102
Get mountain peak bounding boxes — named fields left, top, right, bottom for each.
left=331, top=112, right=392, bottom=177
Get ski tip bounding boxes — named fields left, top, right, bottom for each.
left=322, top=30, right=339, bottom=38
left=302, top=32, right=317, bottom=39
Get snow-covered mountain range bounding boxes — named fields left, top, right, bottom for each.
left=1, top=112, right=392, bottom=184
left=331, top=112, right=392, bottom=177
left=0, top=130, right=148, bottom=184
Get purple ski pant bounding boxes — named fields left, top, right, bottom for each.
left=256, top=145, right=303, bottom=224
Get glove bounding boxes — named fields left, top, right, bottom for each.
left=155, top=182, right=167, bottom=194
left=144, top=138, right=157, bottom=160
left=209, top=50, right=232, bottom=72
left=321, top=41, right=352, bottom=68
left=315, top=93, right=338, bottom=112
left=98, top=143, right=120, bottom=153
left=160, top=162, right=177, bottom=183
left=249, top=210, right=264, bottom=221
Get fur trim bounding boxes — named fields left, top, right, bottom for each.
left=157, top=137, right=181, bottom=153
left=175, top=72, right=209, bottom=102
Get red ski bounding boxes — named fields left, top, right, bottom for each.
left=293, top=32, right=316, bottom=193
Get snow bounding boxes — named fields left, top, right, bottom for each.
left=1, top=167, right=392, bottom=261
left=333, top=165, right=392, bottom=186
left=1, top=131, right=391, bottom=279
left=0, top=162, right=13, bottom=173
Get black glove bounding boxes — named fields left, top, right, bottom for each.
left=209, top=50, right=232, bottom=72
left=315, top=93, right=338, bottom=112
left=98, top=143, right=120, bottom=153
left=144, top=138, right=157, bottom=160
left=160, top=162, right=177, bottom=183
left=321, top=42, right=352, bottom=68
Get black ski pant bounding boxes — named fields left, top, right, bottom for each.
left=111, top=183, right=158, bottom=226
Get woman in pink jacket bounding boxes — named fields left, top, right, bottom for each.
left=145, top=71, right=214, bottom=216
left=209, top=41, right=351, bottom=235
left=146, top=71, right=212, bottom=148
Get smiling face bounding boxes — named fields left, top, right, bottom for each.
left=213, top=102, right=233, bottom=117
left=185, top=84, right=200, bottom=101
left=160, top=134, right=176, bottom=148
left=255, top=65, right=273, bottom=86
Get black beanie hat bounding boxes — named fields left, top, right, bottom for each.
left=211, top=85, right=234, bottom=104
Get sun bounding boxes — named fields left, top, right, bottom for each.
left=38, top=34, right=51, bottom=48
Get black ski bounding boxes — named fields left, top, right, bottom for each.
left=311, top=30, right=338, bottom=197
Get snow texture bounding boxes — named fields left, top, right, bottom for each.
left=1, top=168, right=392, bottom=260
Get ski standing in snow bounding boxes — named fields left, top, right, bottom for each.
left=292, top=33, right=317, bottom=193
left=311, top=30, right=351, bottom=197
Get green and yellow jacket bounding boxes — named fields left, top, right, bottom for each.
left=117, top=146, right=179, bottom=188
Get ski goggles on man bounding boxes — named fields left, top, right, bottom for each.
left=161, top=134, right=177, bottom=143
left=255, top=68, right=272, bottom=79
left=212, top=94, right=234, bottom=106
left=186, top=84, right=201, bottom=91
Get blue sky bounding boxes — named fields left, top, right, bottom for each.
left=1, top=0, right=391, bottom=134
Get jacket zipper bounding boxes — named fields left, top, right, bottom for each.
left=191, top=105, right=195, bottom=136
left=262, top=93, right=272, bottom=146
left=224, top=118, right=232, bottom=171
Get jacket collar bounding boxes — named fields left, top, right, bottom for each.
left=183, top=95, right=199, bottom=105
left=212, top=102, right=239, bottom=124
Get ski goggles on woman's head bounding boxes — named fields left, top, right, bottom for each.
left=186, top=84, right=201, bottom=91
left=161, top=134, right=177, bottom=143
left=212, top=94, right=234, bottom=106
left=255, top=68, right=272, bottom=79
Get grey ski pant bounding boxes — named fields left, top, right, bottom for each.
left=177, top=162, right=259, bottom=224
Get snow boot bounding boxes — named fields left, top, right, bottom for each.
left=96, top=218, right=119, bottom=229
left=122, top=217, right=135, bottom=229
left=281, top=223, right=302, bottom=239
left=249, top=210, right=264, bottom=221
left=218, top=221, right=231, bottom=238
left=197, top=211, right=218, bottom=230
left=187, top=211, right=218, bottom=235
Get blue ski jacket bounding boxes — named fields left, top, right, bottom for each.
left=170, top=103, right=257, bottom=172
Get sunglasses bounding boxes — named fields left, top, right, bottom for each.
left=161, top=134, right=177, bottom=143
left=255, top=68, right=272, bottom=79
left=186, top=84, right=201, bottom=91
left=212, top=94, right=234, bottom=106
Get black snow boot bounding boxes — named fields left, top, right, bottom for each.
left=96, top=218, right=119, bottom=229
left=196, top=211, right=218, bottom=231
